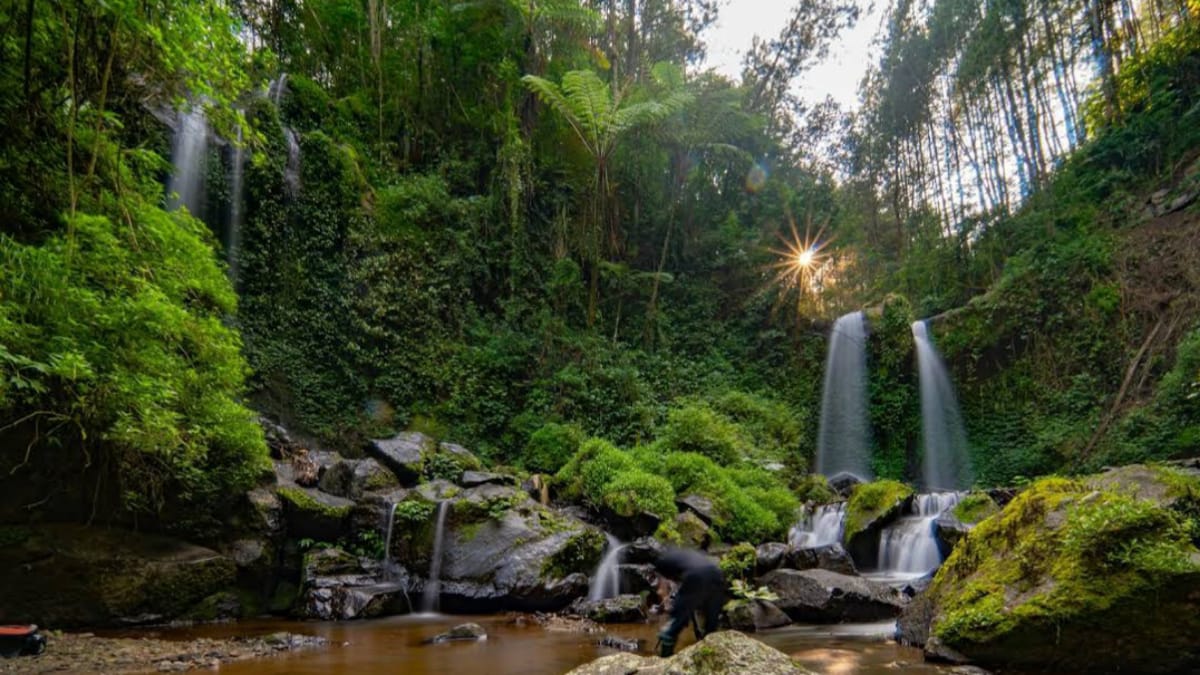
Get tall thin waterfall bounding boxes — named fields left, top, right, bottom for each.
left=227, top=126, right=245, bottom=283
left=168, top=107, right=207, bottom=214
left=269, top=73, right=288, bottom=106
left=816, top=311, right=873, bottom=480
left=421, top=501, right=449, bottom=613
left=382, top=502, right=399, bottom=575
left=588, top=534, right=624, bottom=601
left=282, top=127, right=301, bottom=198
left=789, top=502, right=847, bottom=549
left=876, top=492, right=962, bottom=577
left=912, top=321, right=973, bottom=490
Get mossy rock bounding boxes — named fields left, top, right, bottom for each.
left=277, top=485, right=354, bottom=541
left=565, top=630, right=814, bottom=674
left=0, top=525, right=236, bottom=627
left=951, top=492, right=1000, bottom=525
left=906, top=473, right=1200, bottom=673
left=843, top=480, right=913, bottom=563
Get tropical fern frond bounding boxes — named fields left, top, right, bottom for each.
left=560, top=70, right=613, bottom=150
left=521, top=74, right=590, bottom=151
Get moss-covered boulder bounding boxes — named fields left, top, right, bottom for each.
left=934, top=492, right=999, bottom=553
left=277, top=485, right=354, bottom=541
left=296, top=546, right=408, bottom=620
left=760, top=568, right=907, bottom=622
left=843, top=480, right=913, bottom=564
left=393, top=484, right=603, bottom=612
left=565, top=630, right=815, bottom=674
left=0, top=525, right=236, bottom=627
left=568, top=594, right=647, bottom=623
left=366, top=432, right=482, bottom=486
left=724, top=599, right=792, bottom=631
left=900, top=468, right=1200, bottom=673
left=318, top=457, right=400, bottom=499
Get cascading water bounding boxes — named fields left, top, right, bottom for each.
left=875, top=492, right=962, bottom=578
left=382, top=502, right=399, bottom=575
left=269, top=73, right=288, bottom=106
left=420, top=501, right=449, bottom=613
left=816, top=311, right=873, bottom=480
left=226, top=126, right=245, bottom=283
left=282, top=127, right=301, bottom=198
left=788, top=502, right=847, bottom=548
left=588, top=534, right=625, bottom=601
left=168, top=106, right=207, bottom=214
left=912, top=321, right=973, bottom=491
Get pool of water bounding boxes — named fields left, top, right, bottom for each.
left=118, top=614, right=953, bottom=675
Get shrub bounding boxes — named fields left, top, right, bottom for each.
left=712, top=390, right=803, bottom=462
left=604, top=470, right=677, bottom=521
left=524, top=422, right=585, bottom=474
left=658, top=402, right=748, bottom=464
left=719, top=542, right=757, bottom=582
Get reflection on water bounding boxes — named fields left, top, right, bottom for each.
left=115, top=615, right=953, bottom=675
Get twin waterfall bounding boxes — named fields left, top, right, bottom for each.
left=912, top=321, right=973, bottom=490
left=166, top=73, right=300, bottom=283
left=816, top=312, right=873, bottom=481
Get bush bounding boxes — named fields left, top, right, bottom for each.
left=712, top=391, right=803, bottom=463
left=604, top=470, right=677, bottom=521
left=524, top=422, right=585, bottom=474
left=719, top=542, right=757, bottom=582
left=658, top=402, right=748, bottom=465
left=555, top=437, right=636, bottom=504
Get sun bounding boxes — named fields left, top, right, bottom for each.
left=769, top=217, right=830, bottom=293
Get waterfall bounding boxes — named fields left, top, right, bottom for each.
left=168, top=106, right=207, bottom=215
left=382, top=502, right=399, bottom=575
left=227, top=126, right=245, bottom=283
left=282, top=127, right=301, bottom=198
left=789, top=502, right=847, bottom=549
left=420, top=501, right=449, bottom=613
left=816, top=311, right=873, bottom=480
left=269, top=73, right=288, bottom=107
left=912, top=321, right=973, bottom=490
left=875, top=492, right=962, bottom=577
left=588, top=534, right=625, bottom=602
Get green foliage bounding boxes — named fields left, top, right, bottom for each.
left=393, top=499, right=436, bottom=526
left=793, top=474, right=840, bottom=504
left=605, top=470, right=677, bottom=521
left=952, top=493, right=1000, bottom=525
left=844, top=480, right=914, bottom=540
left=658, top=402, right=749, bottom=464
left=523, top=422, right=585, bottom=474
left=728, top=579, right=780, bottom=602
left=867, top=295, right=919, bottom=480
left=542, top=529, right=607, bottom=579
left=719, top=542, right=758, bottom=582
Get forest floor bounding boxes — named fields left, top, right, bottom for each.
left=0, top=630, right=326, bottom=674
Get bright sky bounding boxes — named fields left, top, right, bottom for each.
left=701, top=0, right=883, bottom=111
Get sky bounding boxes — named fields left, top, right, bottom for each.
left=700, top=0, right=884, bottom=111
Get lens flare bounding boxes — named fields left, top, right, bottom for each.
left=745, top=163, right=768, bottom=192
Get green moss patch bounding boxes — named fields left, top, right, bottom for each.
left=542, top=529, right=606, bottom=579
left=844, top=480, right=913, bottom=541
left=952, top=493, right=1000, bottom=525
left=277, top=486, right=352, bottom=519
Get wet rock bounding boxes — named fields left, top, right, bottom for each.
left=319, top=457, right=399, bottom=499
left=298, top=547, right=410, bottom=620
left=673, top=510, right=710, bottom=549
left=784, top=543, right=857, bottom=575
left=244, top=487, right=284, bottom=535
left=617, top=564, right=657, bottom=598
left=843, top=480, right=913, bottom=566
left=568, top=594, right=646, bottom=623
left=182, top=591, right=243, bottom=622
left=755, top=542, right=789, bottom=575
left=460, top=471, right=516, bottom=487
left=760, top=568, right=907, bottom=623
left=599, top=506, right=661, bottom=542
left=622, top=538, right=666, bottom=565
left=907, top=471, right=1200, bottom=674
left=724, top=599, right=792, bottom=631
left=276, top=485, right=354, bottom=541
left=260, top=417, right=302, bottom=459
left=428, top=622, right=487, bottom=643
left=366, top=432, right=435, bottom=484
left=0, top=525, right=236, bottom=628
left=934, top=512, right=971, bottom=555
left=521, top=474, right=551, bottom=504
left=827, top=472, right=864, bottom=497
left=565, top=630, right=815, bottom=674
left=395, top=485, right=606, bottom=613
left=597, top=634, right=642, bottom=652
left=676, top=494, right=716, bottom=525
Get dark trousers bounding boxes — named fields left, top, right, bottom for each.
left=657, top=569, right=724, bottom=655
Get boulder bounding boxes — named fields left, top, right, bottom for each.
left=903, top=470, right=1200, bottom=673
left=622, top=538, right=666, bottom=565
left=724, top=599, right=792, bottom=632
left=276, top=486, right=354, bottom=541
left=674, top=510, right=710, bottom=549
left=428, top=622, right=487, bottom=643
left=0, top=525, right=236, bottom=627
left=843, top=480, right=914, bottom=566
left=319, top=457, right=399, bottom=499
left=565, top=630, right=815, bottom=674
left=755, top=542, right=789, bottom=575
left=617, top=564, right=658, bottom=598
left=933, top=512, right=971, bottom=555
left=597, top=634, right=642, bottom=652
left=296, top=547, right=410, bottom=620
left=460, top=471, right=516, bottom=488
left=676, top=494, right=717, bottom=525
left=760, top=568, right=907, bottom=623
left=393, top=485, right=607, bottom=612
left=827, top=472, right=864, bottom=497
left=366, top=432, right=432, bottom=485
left=568, top=594, right=647, bottom=623
left=784, top=543, right=857, bottom=576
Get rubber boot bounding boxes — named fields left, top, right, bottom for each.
left=657, top=632, right=676, bottom=657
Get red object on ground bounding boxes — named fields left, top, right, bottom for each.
left=0, top=626, right=36, bottom=637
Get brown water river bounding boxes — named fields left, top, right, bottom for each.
left=122, top=614, right=953, bottom=674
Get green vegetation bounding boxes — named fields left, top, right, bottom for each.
left=541, top=529, right=607, bottom=580
left=844, top=480, right=913, bottom=540
left=927, top=473, right=1200, bottom=669
left=952, top=493, right=1000, bottom=525
left=523, top=423, right=585, bottom=475
left=719, top=542, right=758, bottom=582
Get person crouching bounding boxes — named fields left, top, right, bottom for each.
left=650, top=547, right=725, bottom=657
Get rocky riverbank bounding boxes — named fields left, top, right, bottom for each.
left=0, top=631, right=325, bottom=674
